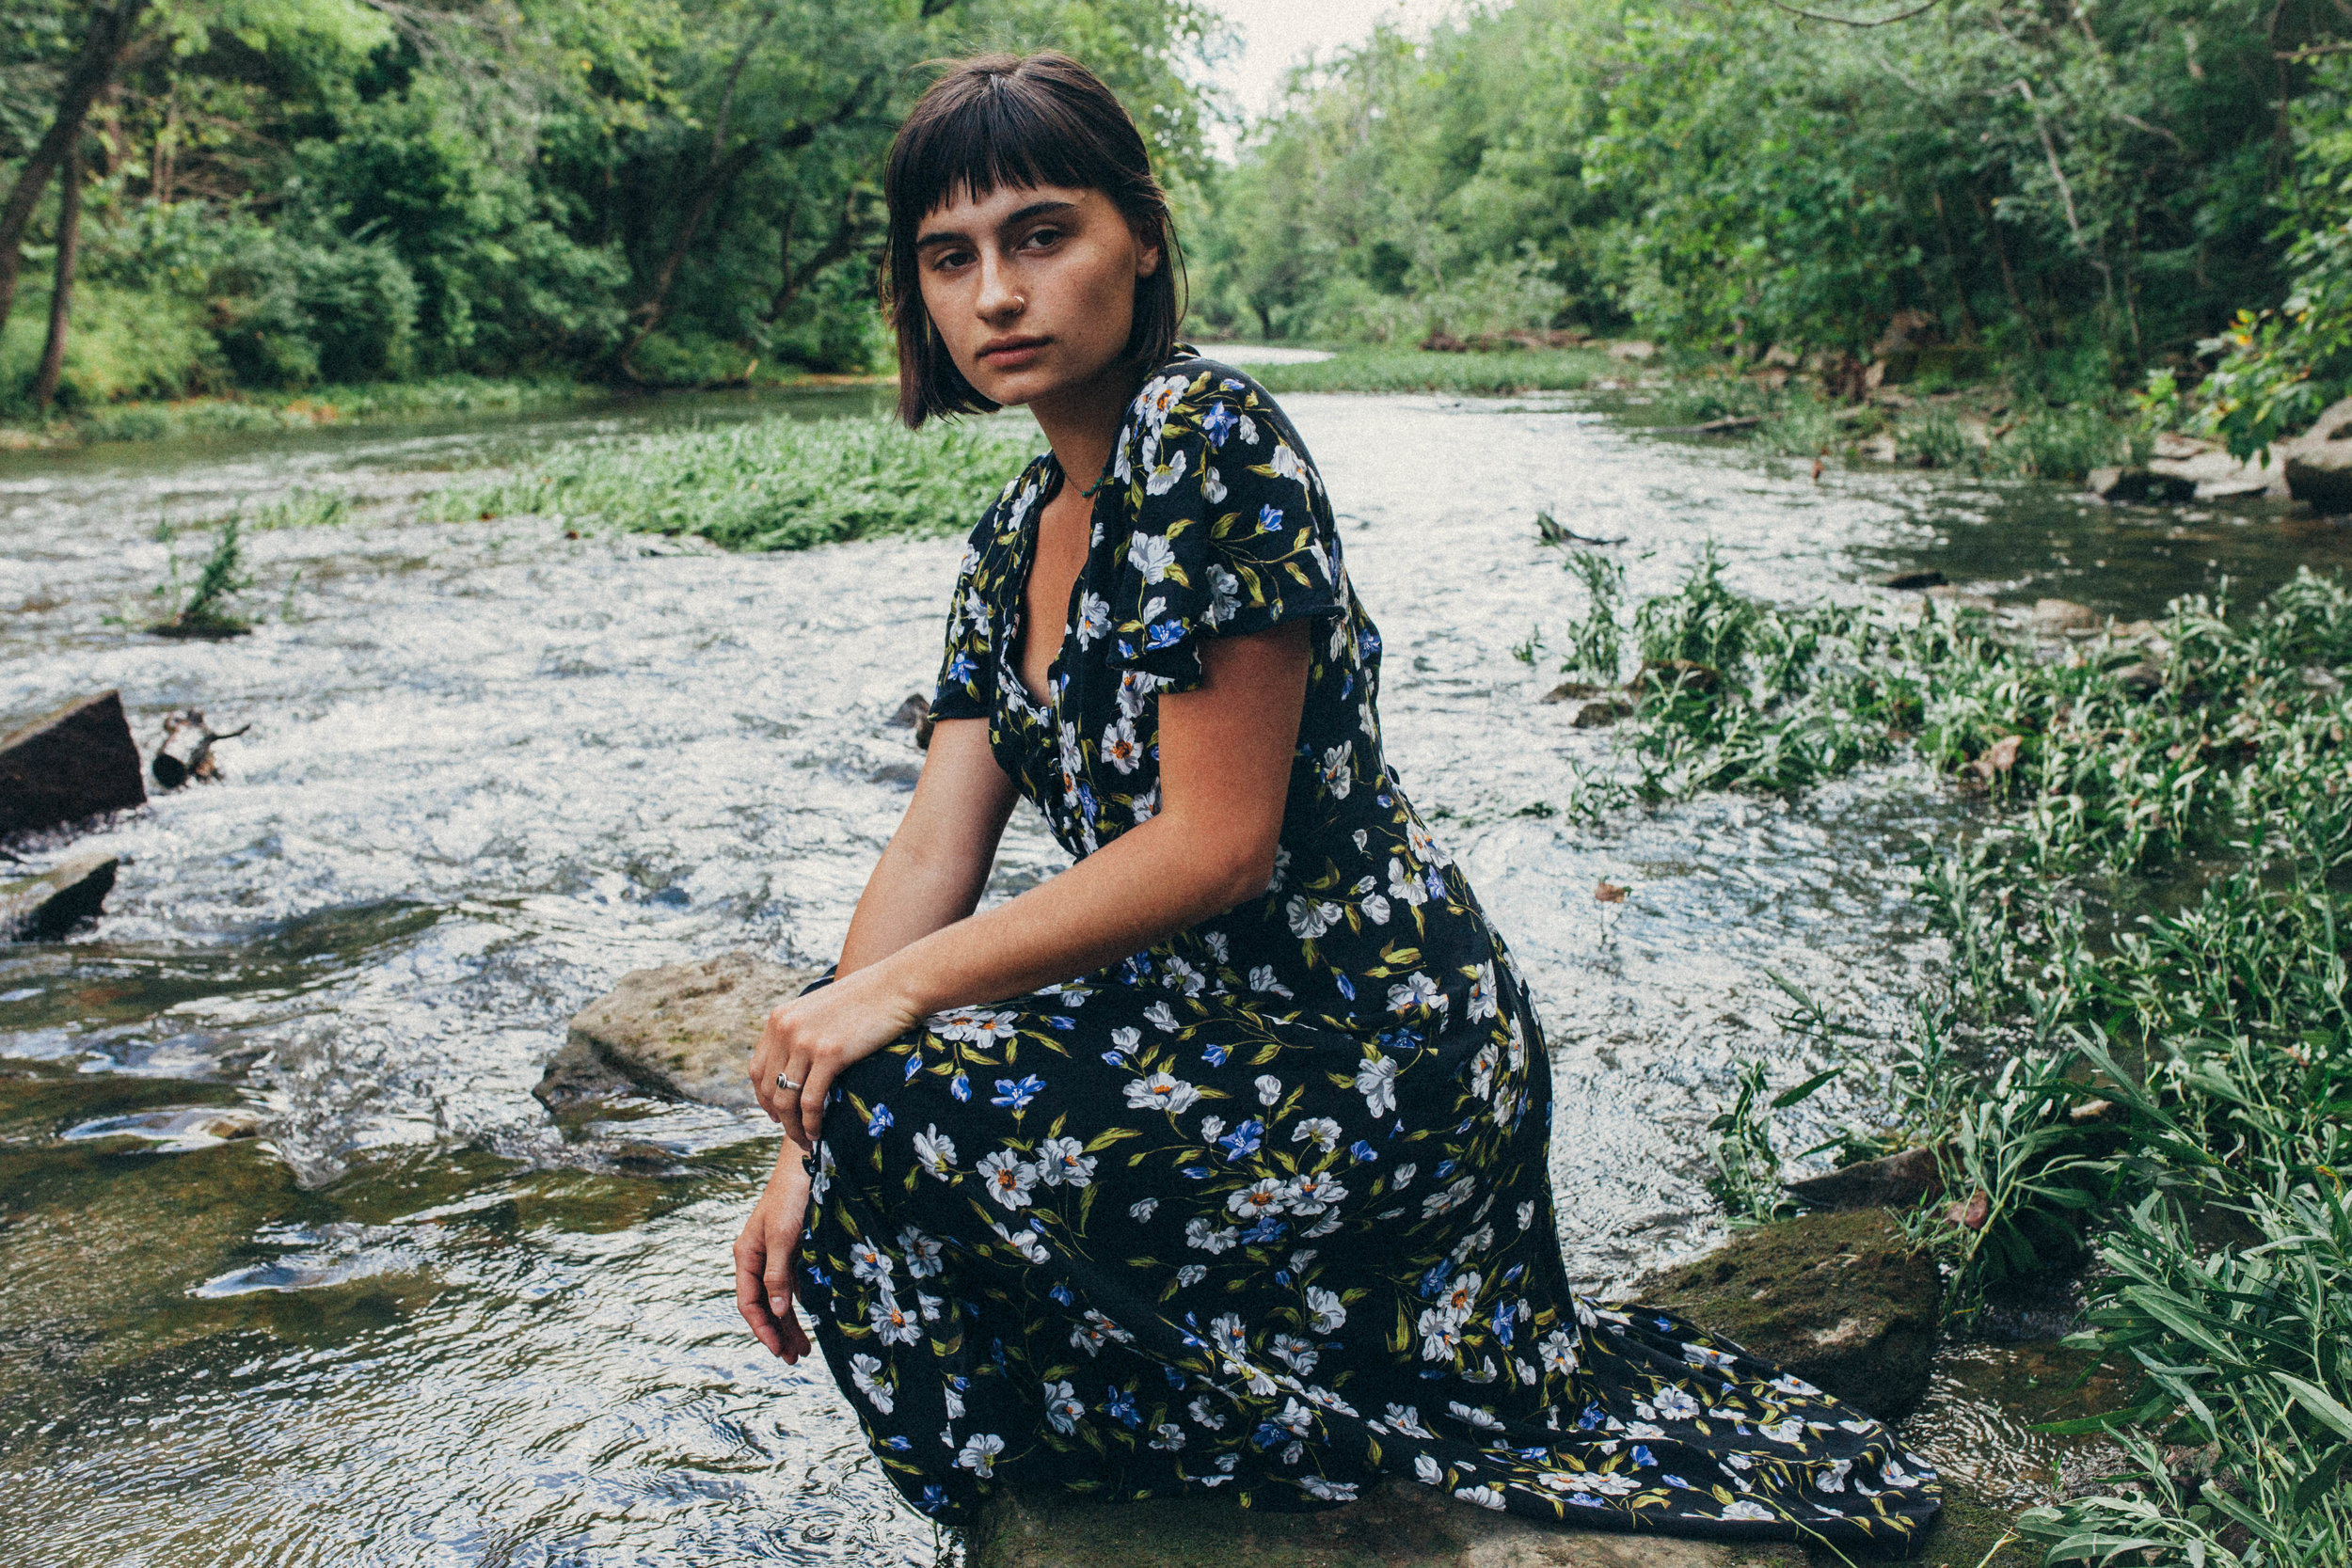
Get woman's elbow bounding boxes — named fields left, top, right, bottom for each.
left=1205, top=835, right=1280, bottom=911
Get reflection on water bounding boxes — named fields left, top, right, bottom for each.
left=3, top=388, right=2338, bottom=1561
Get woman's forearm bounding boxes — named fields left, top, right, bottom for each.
left=862, top=805, right=1262, bottom=1020
left=836, top=721, right=1018, bottom=979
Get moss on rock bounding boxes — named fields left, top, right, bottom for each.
left=1630, top=1210, right=1940, bottom=1421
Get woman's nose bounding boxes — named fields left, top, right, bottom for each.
left=976, top=250, right=1025, bottom=321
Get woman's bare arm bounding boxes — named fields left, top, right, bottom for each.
left=835, top=718, right=1020, bottom=977
left=751, top=620, right=1312, bottom=1146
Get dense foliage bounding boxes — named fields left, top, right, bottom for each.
left=1193, top=0, right=2347, bottom=422
left=0, top=0, right=1219, bottom=411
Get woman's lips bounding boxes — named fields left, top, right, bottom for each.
left=980, top=338, right=1048, bottom=369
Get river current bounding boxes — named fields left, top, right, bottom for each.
left=3, top=378, right=2341, bottom=1563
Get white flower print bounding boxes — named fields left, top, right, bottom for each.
left=1388, top=856, right=1429, bottom=908
left=1355, top=1053, right=1399, bottom=1117
left=1359, top=891, right=1391, bottom=926
left=870, top=1293, right=921, bottom=1346
left=1204, top=465, right=1227, bottom=504
left=1128, top=1197, right=1158, bottom=1223
left=1414, top=1453, right=1444, bottom=1486
left=1422, top=1174, right=1477, bottom=1219
left=1199, top=1115, right=1225, bottom=1142
left=1272, top=1334, right=1318, bottom=1373
left=1229, top=1178, right=1287, bottom=1220
left=1516, top=1199, right=1535, bottom=1231
left=1454, top=1484, right=1505, bottom=1512
left=1248, top=964, right=1295, bottom=998
left=1131, top=780, right=1160, bottom=824
left=957, top=1433, right=1005, bottom=1477
left=1109, top=1025, right=1141, bottom=1054
left=1202, top=930, right=1230, bottom=963
left=1469, top=961, right=1499, bottom=1022
left=1407, top=817, right=1454, bottom=868
left=1185, top=1216, right=1239, bottom=1253
left=1205, top=563, right=1240, bottom=627
left=898, top=1226, right=945, bottom=1277
left=849, top=1239, right=894, bottom=1283
left=977, top=1148, right=1039, bottom=1211
left=1267, top=441, right=1308, bottom=485
left=1038, top=1134, right=1096, bottom=1187
left=1101, top=717, right=1144, bottom=773
left=1254, top=1073, right=1283, bottom=1107
left=1162, top=956, right=1205, bottom=996
left=1769, top=1372, right=1822, bottom=1398
left=1298, top=1476, right=1357, bottom=1501
left=1506, top=1012, right=1527, bottom=1071
left=1649, top=1386, right=1701, bottom=1419
left=1143, top=448, right=1189, bottom=497
left=1043, top=1379, right=1085, bottom=1434
left=1142, top=1001, right=1181, bottom=1033
left=1074, top=592, right=1110, bottom=647
left=1389, top=972, right=1443, bottom=1015
left=850, top=1353, right=894, bottom=1413
left=1307, top=1287, right=1347, bottom=1332
left=1176, top=1262, right=1207, bottom=1287
left=1135, top=372, right=1187, bottom=433
left=1682, top=1341, right=1738, bottom=1371
left=1293, top=1117, right=1342, bottom=1150
left=989, top=1222, right=1051, bottom=1263
left=1718, top=1500, right=1777, bottom=1522
left=1816, top=1457, right=1851, bottom=1493
left=1188, top=1396, right=1227, bottom=1430
left=1285, top=895, right=1341, bottom=939
left=1392, top=1162, right=1417, bottom=1189
left=1149, top=1422, right=1187, bottom=1450
left=1417, top=1307, right=1464, bottom=1362
left=1124, top=1070, right=1200, bottom=1115
left=1209, top=1312, right=1250, bottom=1360
left=1286, top=1170, right=1346, bottom=1215
left=1539, top=1328, right=1579, bottom=1375
left=943, top=1381, right=962, bottom=1417
left=1320, top=744, right=1353, bottom=800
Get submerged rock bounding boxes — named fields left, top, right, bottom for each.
left=1, top=848, right=119, bottom=941
left=1782, top=1145, right=1942, bottom=1212
left=2085, top=467, right=2196, bottom=504
left=537, top=950, right=825, bottom=1110
left=969, top=1477, right=1810, bottom=1568
left=1628, top=1210, right=1940, bottom=1421
left=2026, top=599, right=2100, bottom=637
left=0, top=690, right=146, bottom=839
left=2282, top=394, right=2352, bottom=514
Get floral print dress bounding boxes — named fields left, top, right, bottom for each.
left=795, top=349, right=1940, bottom=1544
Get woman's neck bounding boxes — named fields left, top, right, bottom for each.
left=1027, top=353, right=1142, bottom=490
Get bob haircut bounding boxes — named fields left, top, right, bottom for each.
left=883, top=52, right=1184, bottom=429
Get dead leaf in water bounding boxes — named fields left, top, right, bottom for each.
left=1595, top=881, right=1629, bottom=904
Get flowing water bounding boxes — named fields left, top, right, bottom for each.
left=5, top=380, right=2346, bottom=1564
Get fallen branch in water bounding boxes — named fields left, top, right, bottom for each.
left=1534, top=511, right=1628, bottom=546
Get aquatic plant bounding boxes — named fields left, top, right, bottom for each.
left=1581, top=556, right=2352, bottom=1559
left=1245, top=347, right=1605, bottom=397
left=147, top=516, right=253, bottom=638
left=424, top=414, right=1041, bottom=552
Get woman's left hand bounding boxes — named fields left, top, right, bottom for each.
left=751, top=965, right=927, bottom=1150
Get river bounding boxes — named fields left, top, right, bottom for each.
left=3, top=377, right=2342, bottom=1564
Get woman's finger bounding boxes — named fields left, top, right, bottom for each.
left=735, top=1232, right=783, bottom=1356
left=762, top=1220, right=810, bottom=1362
left=800, top=1053, right=840, bottom=1145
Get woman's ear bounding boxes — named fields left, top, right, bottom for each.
left=1136, top=241, right=1160, bottom=279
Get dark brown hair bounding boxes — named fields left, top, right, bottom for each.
left=883, top=52, right=1184, bottom=429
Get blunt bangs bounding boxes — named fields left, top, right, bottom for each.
left=883, top=52, right=1184, bottom=429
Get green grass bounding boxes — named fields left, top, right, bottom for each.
left=1247, top=346, right=1610, bottom=396
left=1578, top=555, right=2352, bottom=1562
left=424, top=412, right=1041, bottom=551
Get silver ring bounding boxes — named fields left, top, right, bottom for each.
left=776, top=1073, right=803, bottom=1092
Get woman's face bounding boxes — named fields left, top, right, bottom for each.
left=914, top=181, right=1158, bottom=411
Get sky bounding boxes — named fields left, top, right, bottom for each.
left=1195, top=0, right=1461, bottom=151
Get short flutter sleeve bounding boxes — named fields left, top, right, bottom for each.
left=930, top=517, right=1001, bottom=722
left=1102, top=368, right=1344, bottom=690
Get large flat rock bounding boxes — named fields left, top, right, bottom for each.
left=1628, top=1210, right=1940, bottom=1421
left=538, top=950, right=824, bottom=1109
left=970, top=1480, right=1810, bottom=1568
left=0, top=690, right=146, bottom=839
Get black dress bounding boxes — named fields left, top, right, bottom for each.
left=795, top=349, right=1940, bottom=1544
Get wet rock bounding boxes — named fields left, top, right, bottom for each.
left=1632, top=659, right=1721, bottom=696
left=2113, top=663, right=2164, bottom=699
left=538, top=950, right=826, bottom=1111
left=1628, top=1210, right=1940, bottom=1420
left=1540, top=681, right=1613, bottom=705
left=1, top=848, right=119, bottom=942
left=968, top=1477, right=1810, bottom=1568
left=1782, top=1145, right=1942, bottom=1212
left=1606, top=339, right=1656, bottom=362
left=1881, top=570, right=1947, bottom=591
left=889, top=692, right=936, bottom=751
left=1925, top=585, right=1996, bottom=611
left=0, top=690, right=146, bottom=839
left=2282, top=394, right=2352, bottom=514
left=62, top=1104, right=263, bottom=1149
left=2085, top=467, right=2197, bottom=504
left=2145, top=443, right=2284, bottom=500
left=2026, top=598, right=2100, bottom=637
left=1570, top=698, right=1632, bottom=729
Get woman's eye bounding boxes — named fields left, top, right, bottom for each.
left=930, top=249, right=972, bottom=272
left=1022, top=228, right=1063, bottom=249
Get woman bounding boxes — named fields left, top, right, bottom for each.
left=733, top=52, right=1938, bottom=1545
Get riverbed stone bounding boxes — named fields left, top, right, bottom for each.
left=967, top=1479, right=1811, bottom=1568
left=1, top=848, right=119, bottom=941
left=1627, top=1210, right=1940, bottom=1421
left=0, top=690, right=146, bottom=839
left=2085, top=467, right=2196, bottom=504
left=539, top=950, right=825, bottom=1110
left=1780, top=1145, right=1941, bottom=1212
left=2282, top=394, right=2352, bottom=514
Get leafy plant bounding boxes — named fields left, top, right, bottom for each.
left=148, top=516, right=252, bottom=638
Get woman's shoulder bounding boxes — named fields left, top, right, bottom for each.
left=1116, top=348, right=1318, bottom=506
left=1129, top=348, right=1287, bottom=434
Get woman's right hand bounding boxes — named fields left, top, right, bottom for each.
left=734, top=1149, right=814, bottom=1362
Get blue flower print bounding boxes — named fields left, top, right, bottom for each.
left=867, top=1103, right=894, bottom=1137
left=993, top=1074, right=1045, bottom=1112
left=1257, top=502, right=1284, bottom=532
left=1200, top=401, right=1238, bottom=448
left=1216, top=1118, right=1264, bottom=1161
left=1105, top=1387, right=1141, bottom=1429
left=950, top=1072, right=971, bottom=1102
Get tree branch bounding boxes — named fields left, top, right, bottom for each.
left=0, top=1, right=151, bottom=335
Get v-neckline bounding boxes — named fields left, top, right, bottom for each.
left=1005, top=450, right=1099, bottom=715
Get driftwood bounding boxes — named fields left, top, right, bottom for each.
left=1650, top=414, right=1763, bottom=435
left=151, top=710, right=247, bottom=790
left=1532, top=511, right=1627, bottom=547
left=0, top=690, right=146, bottom=838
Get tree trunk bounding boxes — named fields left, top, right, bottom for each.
left=0, top=2, right=149, bottom=338
left=33, top=139, right=85, bottom=412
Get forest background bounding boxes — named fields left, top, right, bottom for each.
left=8, top=0, right=2352, bottom=457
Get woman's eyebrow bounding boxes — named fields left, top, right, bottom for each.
left=915, top=199, right=1078, bottom=250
